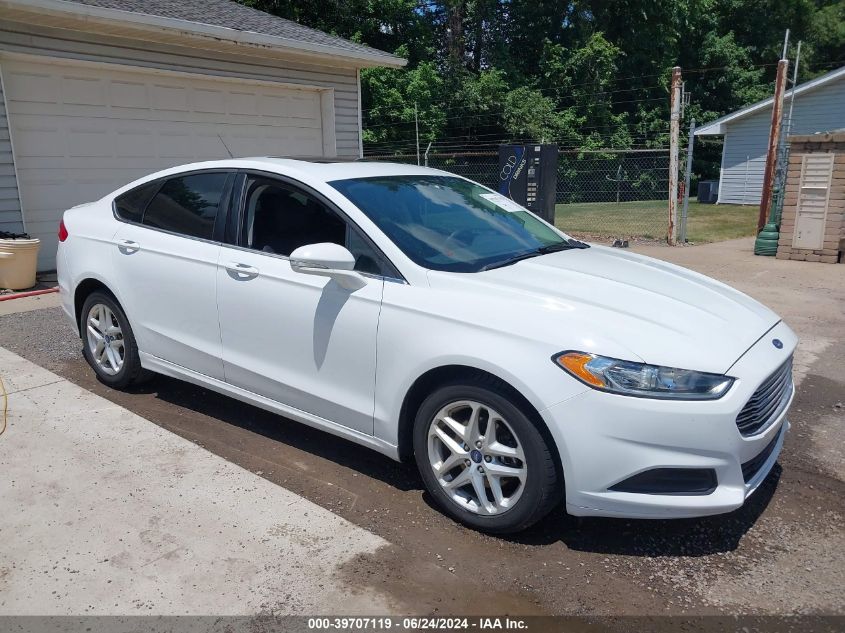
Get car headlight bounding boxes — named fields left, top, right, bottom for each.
left=552, top=351, right=734, bottom=400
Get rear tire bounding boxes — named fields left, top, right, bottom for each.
left=80, top=291, right=150, bottom=389
left=413, top=379, right=560, bottom=533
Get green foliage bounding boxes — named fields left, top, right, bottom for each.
left=239, top=0, right=434, bottom=63
left=238, top=0, right=845, bottom=177
left=362, top=57, right=446, bottom=146
left=501, top=87, right=563, bottom=141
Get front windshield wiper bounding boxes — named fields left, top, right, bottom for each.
left=566, top=238, right=590, bottom=249
left=480, top=240, right=586, bottom=271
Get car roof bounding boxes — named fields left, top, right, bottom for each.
left=160, top=157, right=455, bottom=183
left=107, top=157, right=466, bottom=201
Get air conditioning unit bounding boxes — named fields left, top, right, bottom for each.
left=697, top=181, right=719, bottom=204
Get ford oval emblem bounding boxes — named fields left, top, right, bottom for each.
left=772, top=339, right=784, bottom=349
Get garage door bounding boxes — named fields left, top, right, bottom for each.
left=1, top=57, right=329, bottom=269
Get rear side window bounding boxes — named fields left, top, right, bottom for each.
left=114, top=181, right=159, bottom=223
left=143, top=173, right=228, bottom=240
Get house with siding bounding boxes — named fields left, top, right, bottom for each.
left=0, top=0, right=405, bottom=269
left=695, top=65, right=845, bottom=205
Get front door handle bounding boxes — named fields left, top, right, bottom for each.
left=117, top=239, right=140, bottom=254
left=225, top=262, right=259, bottom=280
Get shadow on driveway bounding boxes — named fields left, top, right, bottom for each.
left=133, top=372, right=778, bottom=558
left=0, top=302, right=775, bottom=562
left=507, top=467, right=780, bottom=556
left=124, top=373, right=426, bottom=492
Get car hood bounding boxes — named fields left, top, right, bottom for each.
left=427, top=245, right=780, bottom=374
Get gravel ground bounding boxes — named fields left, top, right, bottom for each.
left=0, top=237, right=842, bottom=616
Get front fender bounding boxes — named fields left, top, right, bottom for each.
left=373, top=283, right=590, bottom=448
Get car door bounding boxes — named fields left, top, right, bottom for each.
left=216, top=172, right=395, bottom=434
left=110, top=170, right=234, bottom=380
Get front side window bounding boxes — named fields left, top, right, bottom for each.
left=241, top=176, right=391, bottom=276
left=142, top=173, right=228, bottom=240
left=330, top=175, right=571, bottom=272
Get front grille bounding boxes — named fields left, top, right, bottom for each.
left=741, top=427, right=782, bottom=483
left=736, top=356, right=793, bottom=436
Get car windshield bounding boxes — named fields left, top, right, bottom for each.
left=329, top=175, right=574, bottom=272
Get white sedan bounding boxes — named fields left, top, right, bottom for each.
left=57, top=159, right=796, bottom=533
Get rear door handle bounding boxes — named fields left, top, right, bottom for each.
left=224, top=262, right=259, bottom=279
left=117, top=239, right=140, bottom=254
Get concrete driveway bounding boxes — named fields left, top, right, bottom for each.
left=0, top=237, right=842, bottom=617
left=0, top=345, right=396, bottom=615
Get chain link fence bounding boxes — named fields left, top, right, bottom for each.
left=364, top=149, right=672, bottom=241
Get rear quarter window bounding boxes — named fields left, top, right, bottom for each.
left=114, top=181, right=159, bottom=223
left=142, top=173, right=228, bottom=240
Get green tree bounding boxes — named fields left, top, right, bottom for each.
left=238, top=0, right=845, bottom=163
left=502, top=87, right=566, bottom=141
left=361, top=55, right=446, bottom=148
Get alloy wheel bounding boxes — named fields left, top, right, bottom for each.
left=427, top=399, right=527, bottom=515
left=85, top=303, right=125, bottom=376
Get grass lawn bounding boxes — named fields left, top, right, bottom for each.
left=554, top=200, right=758, bottom=243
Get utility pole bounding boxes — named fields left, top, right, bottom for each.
left=785, top=41, right=802, bottom=138
left=680, top=118, right=696, bottom=243
left=772, top=40, right=802, bottom=224
left=758, top=42, right=789, bottom=232
left=414, top=102, right=420, bottom=166
left=667, top=66, right=682, bottom=245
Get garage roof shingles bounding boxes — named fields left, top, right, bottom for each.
left=63, top=0, right=401, bottom=63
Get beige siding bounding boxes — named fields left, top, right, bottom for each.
left=0, top=18, right=361, bottom=157
left=0, top=66, right=23, bottom=234
left=5, top=56, right=337, bottom=270
left=0, top=18, right=364, bottom=266
left=776, top=134, right=845, bottom=263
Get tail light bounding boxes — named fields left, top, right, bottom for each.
left=58, top=218, right=68, bottom=242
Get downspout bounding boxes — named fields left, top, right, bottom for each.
left=357, top=68, right=363, bottom=159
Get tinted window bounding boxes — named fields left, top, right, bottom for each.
left=114, top=181, right=159, bottom=223
left=330, top=175, right=568, bottom=272
left=143, top=173, right=228, bottom=240
left=242, top=177, right=393, bottom=276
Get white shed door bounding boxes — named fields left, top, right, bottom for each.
left=2, top=57, right=328, bottom=268
left=792, top=154, right=834, bottom=251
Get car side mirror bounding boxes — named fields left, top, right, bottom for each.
left=289, top=243, right=367, bottom=291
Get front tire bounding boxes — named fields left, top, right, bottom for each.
left=80, top=291, right=148, bottom=389
left=413, top=380, right=560, bottom=533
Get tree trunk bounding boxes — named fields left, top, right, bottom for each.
left=473, top=4, right=484, bottom=70
left=446, top=1, right=465, bottom=66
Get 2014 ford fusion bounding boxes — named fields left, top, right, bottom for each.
left=57, top=159, right=795, bottom=533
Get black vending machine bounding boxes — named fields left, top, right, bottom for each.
left=497, top=144, right=558, bottom=223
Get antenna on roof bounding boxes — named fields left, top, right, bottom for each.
left=217, top=135, right=234, bottom=159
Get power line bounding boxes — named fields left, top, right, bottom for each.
left=363, top=130, right=670, bottom=145
left=361, top=137, right=671, bottom=152
left=363, top=139, right=672, bottom=152
left=397, top=124, right=670, bottom=139
left=361, top=86, right=668, bottom=119
left=362, top=150, right=671, bottom=159
left=359, top=83, right=669, bottom=116
left=360, top=58, right=844, bottom=117
left=364, top=120, right=670, bottom=136
left=362, top=96, right=669, bottom=130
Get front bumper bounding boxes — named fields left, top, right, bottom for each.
left=542, top=321, right=796, bottom=519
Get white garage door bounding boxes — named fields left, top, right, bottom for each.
left=1, top=56, right=330, bottom=269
